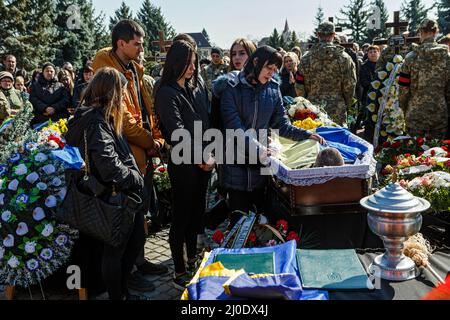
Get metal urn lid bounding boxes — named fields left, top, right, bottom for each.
left=360, top=183, right=430, bottom=214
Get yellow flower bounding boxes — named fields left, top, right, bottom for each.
left=380, top=131, right=388, bottom=137
left=372, top=114, right=378, bottom=122
left=386, top=63, right=394, bottom=71
left=368, top=92, right=377, bottom=101
left=367, top=104, right=376, bottom=113
left=393, top=55, right=403, bottom=63
left=378, top=71, right=388, bottom=80
left=371, top=81, right=381, bottom=89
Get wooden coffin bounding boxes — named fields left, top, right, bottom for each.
left=270, top=176, right=372, bottom=216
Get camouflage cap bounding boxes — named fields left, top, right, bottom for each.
left=318, top=21, right=335, bottom=35
left=0, top=71, right=14, bottom=82
left=419, top=18, right=439, bottom=32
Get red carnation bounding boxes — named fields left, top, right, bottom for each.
left=445, top=161, right=450, bottom=168
left=158, top=166, right=166, bottom=173
left=286, top=231, right=300, bottom=242
left=404, top=153, right=411, bottom=158
left=276, top=220, right=289, bottom=233
left=391, top=141, right=401, bottom=149
left=247, top=232, right=257, bottom=243
left=382, top=141, right=391, bottom=148
left=416, top=137, right=424, bottom=146
left=442, top=146, right=449, bottom=152
left=431, top=150, right=436, bottom=156
left=48, top=135, right=65, bottom=149
left=212, top=230, right=225, bottom=244
left=442, top=140, right=450, bottom=145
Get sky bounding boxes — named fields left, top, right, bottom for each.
left=91, top=0, right=437, bottom=48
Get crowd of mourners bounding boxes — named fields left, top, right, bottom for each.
left=1, top=16, right=450, bottom=300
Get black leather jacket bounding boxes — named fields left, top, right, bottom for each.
left=66, top=106, right=144, bottom=193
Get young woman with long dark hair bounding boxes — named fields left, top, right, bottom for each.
left=221, top=46, right=325, bottom=215
left=155, top=40, right=212, bottom=288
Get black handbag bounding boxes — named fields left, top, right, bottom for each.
left=55, top=131, right=143, bottom=248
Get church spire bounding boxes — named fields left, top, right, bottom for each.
left=284, top=19, right=290, bottom=33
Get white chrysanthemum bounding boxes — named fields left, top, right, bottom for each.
left=41, top=224, right=54, bottom=237
left=25, top=241, right=37, bottom=254
left=35, top=153, right=48, bottom=163
left=33, top=207, right=46, bottom=221
left=1, top=210, right=12, bottom=222
left=42, top=164, right=56, bottom=175
left=16, top=222, right=29, bottom=236
left=37, top=182, right=48, bottom=191
left=3, top=234, right=14, bottom=248
left=26, top=172, right=40, bottom=184
left=288, top=107, right=296, bottom=118
left=8, top=179, right=19, bottom=191
left=45, top=195, right=57, bottom=208
left=26, top=259, right=39, bottom=271
left=7, top=255, right=19, bottom=268
left=51, top=177, right=62, bottom=187
left=14, top=164, right=28, bottom=176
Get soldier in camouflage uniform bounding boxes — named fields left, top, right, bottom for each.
left=0, top=71, right=32, bottom=123
left=295, top=22, right=356, bottom=126
left=398, top=19, right=450, bottom=138
left=201, top=47, right=229, bottom=99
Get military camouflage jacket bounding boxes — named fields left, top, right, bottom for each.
left=201, top=62, right=229, bottom=97
left=295, top=41, right=356, bottom=125
left=0, top=87, right=32, bottom=123
left=398, top=37, right=450, bottom=135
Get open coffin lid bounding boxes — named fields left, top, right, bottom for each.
left=268, top=127, right=377, bottom=187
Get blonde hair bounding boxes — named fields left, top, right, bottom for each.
left=282, top=52, right=299, bottom=73
left=82, top=67, right=125, bottom=136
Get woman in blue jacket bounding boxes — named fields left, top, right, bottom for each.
left=221, top=46, right=325, bottom=215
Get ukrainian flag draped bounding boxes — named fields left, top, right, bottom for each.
left=182, top=241, right=328, bottom=300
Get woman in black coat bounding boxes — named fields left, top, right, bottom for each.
left=30, top=62, right=70, bottom=125
left=66, top=67, right=145, bottom=300
left=155, top=40, right=213, bottom=289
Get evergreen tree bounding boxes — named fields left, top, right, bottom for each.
left=54, top=0, right=100, bottom=68
left=438, top=0, right=450, bottom=35
left=401, top=0, right=427, bottom=36
left=366, top=0, right=390, bottom=42
left=2, top=0, right=58, bottom=71
left=93, top=11, right=110, bottom=50
left=109, top=1, right=133, bottom=31
left=136, top=0, right=176, bottom=54
left=290, top=31, right=301, bottom=48
left=268, top=28, right=281, bottom=48
left=309, top=5, right=325, bottom=43
left=202, top=28, right=210, bottom=42
left=339, top=0, right=369, bottom=43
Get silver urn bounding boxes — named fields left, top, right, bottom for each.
left=360, top=183, right=430, bottom=281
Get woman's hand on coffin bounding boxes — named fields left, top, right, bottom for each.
left=309, top=134, right=326, bottom=145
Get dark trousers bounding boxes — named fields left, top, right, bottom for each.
left=227, top=188, right=266, bottom=214
left=168, top=162, right=210, bottom=274
left=102, top=209, right=146, bottom=300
